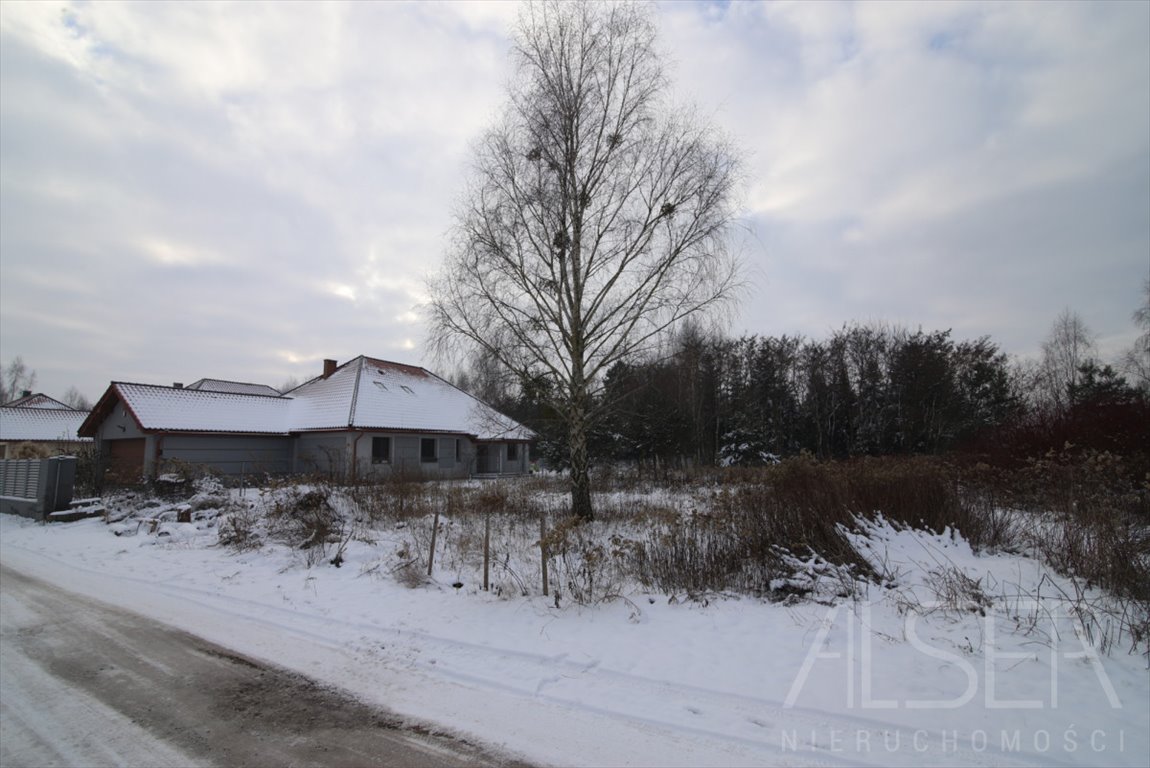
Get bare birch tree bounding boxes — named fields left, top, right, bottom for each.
left=1039, top=308, right=1097, bottom=417
left=1, top=356, right=36, bottom=404
left=428, top=1, right=742, bottom=520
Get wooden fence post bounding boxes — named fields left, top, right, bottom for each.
left=483, top=508, right=491, bottom=591
left=427, top=506, right=440, bottom=577
left=540, top=511, right=549, bottom=598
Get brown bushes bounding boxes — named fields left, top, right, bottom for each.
left=214, top=452, right=1146, bottom=648
left=616, top=452, right=1147, bottom=619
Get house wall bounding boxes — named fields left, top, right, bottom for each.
left=94, top=402, right=146, bottom=441
left=293, top=433, right=474, bottom=480
left=475, top=442, right=530, bottom=475
left=91, top=404, right=153, bottom=481
left=158, top=435, right=292, bottom=478
left=352, top=433, right=474, bottom=480
left=503, top=442, right=529, bottom=474
left=91, top=403, right=294, bottom=481
left=295, top=433, right=350, bottom=477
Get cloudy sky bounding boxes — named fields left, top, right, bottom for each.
left=1, top=1, right=1147, bottom=403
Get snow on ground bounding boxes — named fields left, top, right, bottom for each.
left=1, top=495, right=1147, bottom=767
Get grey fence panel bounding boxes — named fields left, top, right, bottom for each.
left=0, top=459, right=40, bottom=499
left=0, top=457, right=78, bottom=520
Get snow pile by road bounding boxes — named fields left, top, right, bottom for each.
left=1, top=492, right=1147, bottom=767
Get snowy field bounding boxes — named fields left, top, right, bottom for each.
left=1, top=484, right=1147, bottom=768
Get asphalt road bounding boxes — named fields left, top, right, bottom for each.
left=0, top=564, right=523, bottom=767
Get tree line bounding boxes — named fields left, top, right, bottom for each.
left=466, top=311, right=1148, bottom=470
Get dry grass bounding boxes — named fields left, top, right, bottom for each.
left=208, top=451, right=1147, bottom=652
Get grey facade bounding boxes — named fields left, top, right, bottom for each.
left=161, top=435, right=293, bottom=477
left=295, top=432, right=530, bottom=480
left=88, top=428, right=529, bottom=483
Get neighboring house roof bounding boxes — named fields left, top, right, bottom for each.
left=79, top=356, right=533, bottom=442
left=186, top=379, right=283, bottom=397
left=2, top=393, right=76, bottom=410
left=0, top=407, right=93, bottom=442
left=290, top=356, right=534, bottom=440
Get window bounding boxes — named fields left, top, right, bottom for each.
left=371, top=437, right=391, bottom=464
left=455, top=438, right=462, bottom=463
left=506, top=443, right=519, bottom=461
left=421, top=437, right=437, bottom=463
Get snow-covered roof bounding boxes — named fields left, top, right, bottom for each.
left=2, top=393, right=75, bottom=410
left=82, top=357, right=533, bottom=442
left=0, top=407, right=93, bottom=442
left=108, top=383, right=291, bottom=434
left=290, top=357, right=533, bottom=441
left=186, top=379, right=283, bottom=397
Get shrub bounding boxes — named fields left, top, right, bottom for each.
left=261, top=481, right=350, bottom=565
left=218, top=506, right=263, bottom=551
left=540, top=516, right=624, bottom=605
left=624, top=458, right=876, bottom=599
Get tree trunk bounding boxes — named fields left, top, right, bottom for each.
left=567, top=315, right=594, bottom=521
left=569, top=417, right=594, bottom=521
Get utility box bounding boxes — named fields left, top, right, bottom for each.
left=0, top=456, right=78, bottom=520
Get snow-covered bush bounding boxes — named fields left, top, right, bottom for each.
left=216, top=507, right=263, bottom=551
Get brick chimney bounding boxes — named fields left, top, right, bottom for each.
left=173, top=382, right=184, bottom=389
left=322, top=359, right=338, bottom=379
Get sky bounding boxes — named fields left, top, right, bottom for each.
left=1, top=0, right=1147, bottom=404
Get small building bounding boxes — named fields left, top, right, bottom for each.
left=79, top=356, right=533, bottom=483
left=0, top=393, right=92, bottom=459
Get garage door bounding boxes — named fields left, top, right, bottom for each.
left=107, top=438, right=145, bottom=484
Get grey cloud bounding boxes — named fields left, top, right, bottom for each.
left=663, top=0, right=1149, bottom=362
left=2, top=0, right=1147, bottom=404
